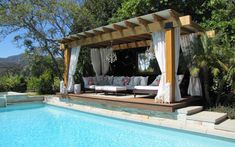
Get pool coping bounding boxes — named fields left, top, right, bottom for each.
left=44, top=97, right=235, bottom=140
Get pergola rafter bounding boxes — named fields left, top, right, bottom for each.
left=59, top=9, right=203, bottom=50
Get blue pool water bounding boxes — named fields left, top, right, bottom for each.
left=0, top=103, right=235, bottom=147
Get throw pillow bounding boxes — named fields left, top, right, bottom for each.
left=150, top=75, right=161, bottom=86
left=133, top=77, right=141, bottom=86
left=122, top=77, right=130, bottom=85
left=139, top=76, right=149, bottom=86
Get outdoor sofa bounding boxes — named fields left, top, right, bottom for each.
left=82, top=75, right=184, bottom=97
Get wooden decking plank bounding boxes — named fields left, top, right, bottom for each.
left=56, top=93, right=200, bottom=112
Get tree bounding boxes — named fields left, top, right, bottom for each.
left=0, top=0, right=94, bottom=80
left=83, top=0, right=122, bottom=26
left=108, top=0, right=207, bottom=23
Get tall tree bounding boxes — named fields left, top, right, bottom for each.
left=0, top=0, right=95, bottom=80
left=83, top=0, right=122, bottom=26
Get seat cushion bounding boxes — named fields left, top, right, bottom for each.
left=96, top=76, right=110, bottom=85
left=150, top=75, right=161, bottom=86
left=83, top=77, right=97, bottom=87
left=126, top=85, right=134, bottom=90
left=103, top=86, right=127, bottom=92
left=113, top=76, right=124, bottom=86
left=85, top=85, right=95, bottom=89
left=134, top=86, right=159, bottom=90
left=139, top=76, right=149, bottom=86
left=95, top=86, right=105, bottom=91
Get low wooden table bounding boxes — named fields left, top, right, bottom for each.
left=95, top=86, right=127, bottom=96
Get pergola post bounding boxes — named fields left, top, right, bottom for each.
left=63, top=45, right=71, bottom=87
left=165, top=28, right=176, bottom=103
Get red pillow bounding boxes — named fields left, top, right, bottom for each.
left=156, top=79, right=160, bottom=86
left=122, top=77, right=130, bottom=85
left=88, top=78, right=94, bottom=85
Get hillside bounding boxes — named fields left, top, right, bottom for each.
left=0, top=54, right=26, bottom=74
left=0, top=54, right=23, bottom=63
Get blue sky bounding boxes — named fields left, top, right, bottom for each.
left=0, top=32, right=25, bottom=58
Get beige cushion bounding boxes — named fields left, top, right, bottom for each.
left=133, top=77, right=141, bottom=86
left=83, top=77, right=96, bottom=87
left=150, top=75, right=161, bottom=86
left=140, top=76, right=149, bottom=86
left=95, top=86, right=126, bottom=92
left=103, top=86, right=126, bottom=91
left=85, top=85, right=95, bottom=89
left=134, top=86, right=159, bottom=90
left=113, top=76, right=124, bottom=86
left=95, top=85, right=104, bottom=91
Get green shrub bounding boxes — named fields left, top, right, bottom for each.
left=53, top=77, right=60, bottom=92
left=0, top=76, right=9, bottom=92
left=38, top=71, right=54, bottom=94
left=13, top=77, right=27, bottom=92
left=0, top=75, right=27, bottom=92
left=27, top=77, right=40, bottom=92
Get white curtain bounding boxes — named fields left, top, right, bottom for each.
left=100, top=48, right=111, bottom=75
left=180, top=34, right=202, bottom=96
left=67, top=46, right=81, bottom=92
left=152, top=31, right=167, bottom=102
left=174, top=27, right=181, bottom=101
left=91, top=49, right=101, bottom=76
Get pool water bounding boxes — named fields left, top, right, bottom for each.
left=0, top=103, right=234, bottom=147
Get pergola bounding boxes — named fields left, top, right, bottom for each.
left=59, top=9, right=209, bottom=103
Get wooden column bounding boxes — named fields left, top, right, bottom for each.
left=165, top=28, right=176, bottom=103
left=63, top=45, right=71, bottom=87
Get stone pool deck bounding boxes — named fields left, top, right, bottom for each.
left=44, top=97, right=235, bottom=140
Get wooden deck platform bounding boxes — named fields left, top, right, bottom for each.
left=57, top=93, right=202, bottom=112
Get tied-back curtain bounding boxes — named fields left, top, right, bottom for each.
left=174, top=27, right=181, bottom=101
left=91, top=49, right=101, bottom=77
left=67, top=46, right=81, bottom=92
left=152, top=31, right=167, bottom=102
left=100, top=48, right=111, bottom=75
left=180, top=34, right=202, bottom=96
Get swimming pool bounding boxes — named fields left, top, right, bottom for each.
left=0, top=103, right=234, bottom=147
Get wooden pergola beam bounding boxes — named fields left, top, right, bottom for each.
left=113, top=24, right=126, bottom=31
left=102, top=27, right=115, bottom=33
left=84, top=32, right=95, bottom=37
left=63, top=46, right=71, bottom=87
left=137, top=17, right=152, bottom=26
left=124, top=20, right=138, bottom=28
left=152, top=14, right=165, bottom=22
left=93, top=30, right=104, bottom=35
left=67, top=15, right=198, bottom=48
left=165, top=28, right=175, bottom=103
left=112, top=40, right=151, bottom=50
left=69, top=35, right=80, bottom=40
left=169, top=10, right=179, bottom=20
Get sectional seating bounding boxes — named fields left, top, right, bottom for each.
left=82, top=75, right=184, bottom=97
left=133, top=75, right=184, bottom=97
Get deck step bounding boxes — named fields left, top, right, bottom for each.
left=177, top=106, right=203, bottom=115
left=215, top=119, right=235, bottom=133
left=187, top=111, right=227, bottom=124
left=176, top=106, right=203, bottom=121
